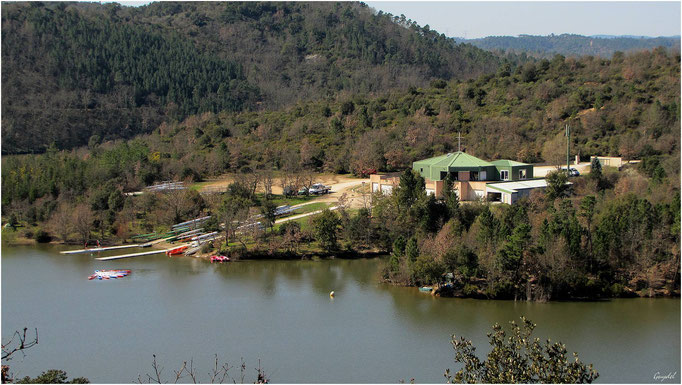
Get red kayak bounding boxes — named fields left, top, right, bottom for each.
left=166, top=245, right=188, bottom=256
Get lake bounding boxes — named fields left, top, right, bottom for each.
left=2, top=245, right=679, bottom=383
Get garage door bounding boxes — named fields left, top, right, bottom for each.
left=474, top=190, right=485, bottom=199
left=381, top=184, right=393, bottom=195
left=425, top=188, right=435, bottom=196
left=372, top=183, right=379, bottom=193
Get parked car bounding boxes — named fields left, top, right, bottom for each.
left=308, top=183, right=330, bottom=195
left=297, top=187, right=309, bottom=195
left=560, top=167, right=580, bottom=177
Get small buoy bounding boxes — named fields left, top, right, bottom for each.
left=329, top=291, right=335, bottom=298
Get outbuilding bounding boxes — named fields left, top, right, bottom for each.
left=485, top=179, right=569, bottom=204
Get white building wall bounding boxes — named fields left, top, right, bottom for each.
left=380, top=184, right=393, bottom=195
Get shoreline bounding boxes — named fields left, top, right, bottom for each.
left=4, top=239, right=679, bottom=302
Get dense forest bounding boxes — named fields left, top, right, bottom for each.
left=1, top=1, right=501, bottom=153
left=1, top=2, right=259, bottom=153
left=456, top=34, right=680, bottom=59
left=3, top=49, right=679, bottom=210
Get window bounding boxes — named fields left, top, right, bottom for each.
left=471, top=171, right=479, bottom=181
left=519, top=169, right=527, bottom=180
left=500, top=170, right=509, bottom=180
left=480, top=171, right=487, bottom=181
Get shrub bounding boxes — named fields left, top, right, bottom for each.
left=410, top=255, right=445, bottom=286
left=430, top=79, right=447, bottom=89
left=446, top=318, right=599, bottom=383
left=200, top=241, right=214, bottom=254
left=34, top=229, right=52, bottom=243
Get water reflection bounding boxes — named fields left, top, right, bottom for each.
left=1, top=246, right=679, bottom=384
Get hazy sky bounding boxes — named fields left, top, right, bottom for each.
left=364, top=1, right=681, bottom=39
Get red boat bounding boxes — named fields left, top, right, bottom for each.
left=166, top=245, right=189, bottom=256
left=210, top=255, right=230, bottom=263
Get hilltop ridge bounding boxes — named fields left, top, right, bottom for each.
left=455, top=33, right=680, bottom=58
left=1, top=1, right=500, bottom=153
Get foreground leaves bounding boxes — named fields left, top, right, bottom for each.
left=445, top=317, right=598, bottom=384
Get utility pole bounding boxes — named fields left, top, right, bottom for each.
left=565, top=124, right=570, bottom=173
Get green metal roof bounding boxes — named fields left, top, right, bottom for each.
left=413, top=151, right=494, bottom=168
left=490, top=159, right=531, bottom=167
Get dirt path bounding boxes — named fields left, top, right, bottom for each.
left=201, top=174, right=370, bottom=209
left=201, top=174, right=364, bottom=195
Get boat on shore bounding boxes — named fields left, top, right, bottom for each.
left=88, top=269, right=131, bottom=280
left=166, top=245, right=189, bottom=256
left=210, top=255, right=230, bottom=263
left=419, top=286, right=433, bottom=292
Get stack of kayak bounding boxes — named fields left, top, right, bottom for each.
left=88, top=270, right=131, bottom=280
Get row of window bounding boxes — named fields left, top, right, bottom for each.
left=436, top=169, right=527, bottom=181
left=500, top=169, right=527, bottom=180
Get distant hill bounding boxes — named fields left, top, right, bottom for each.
left=591, top=34, right=680, bottom=39
left=1, top=1, right=501, bottom=154
left=455, top=34, right=680, bottom=58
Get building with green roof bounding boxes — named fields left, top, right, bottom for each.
left=490, top=159, right=534, bottom=181
left=410, top=152, right=534, bottom=200
left=413, top=151, right=498, bottom=182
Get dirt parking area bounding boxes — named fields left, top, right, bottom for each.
left=200, top=174, right=370, bottom=209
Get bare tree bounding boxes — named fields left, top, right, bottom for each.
left=2, top=327, right=38, bottom=361
left=72, top=204, right=95, bottom=244
left=280, top=172, right=292, bottom=196
left=2, top=327, right=39, bottom=383
left=261, top=170, right=274, bottom=199
left=280, top=170, right=302, bottom=197
left=162, top=189, right=188, bottom=225
left=300, top=169, right=316, bottom=193
left=220, top=196, right=252, bottom=248
left=293, top=173, right=305, bottom=194
left=235, top=167, right=261, bottom=199
left=136, top=355, right=268, bottom=384
left=48, top=203, right=73, bottom=243
left=161, top=189, right=206, bottom=226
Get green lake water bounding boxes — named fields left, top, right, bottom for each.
left=1, top=245, right=679, bottom=383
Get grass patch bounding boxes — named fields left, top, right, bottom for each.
left=288, top=202, right=330, bottom=215
left=188, top=181, right=213, bottom=191
left=274, top=215, right=314, bottom=232
left=260, top=193, right=315, bottom=207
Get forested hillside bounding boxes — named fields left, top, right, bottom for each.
left=133, top=2, right=501, bottom=104
left=129, top=49, right=680, bottom=181
left=1, top=1, right=500, bottom=153
left=456, top=34, right=680, bottom=58
left=3, top=49, right=679, bottom=210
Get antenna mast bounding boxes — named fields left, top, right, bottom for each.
left=565, top=124, right=570, bottom=173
